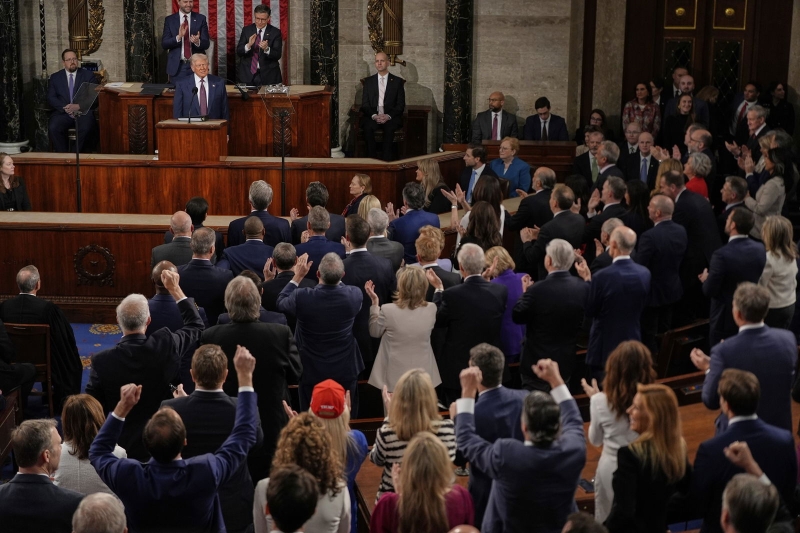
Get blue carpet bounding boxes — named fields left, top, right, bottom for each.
left=72, top=323, right=122, bottom=392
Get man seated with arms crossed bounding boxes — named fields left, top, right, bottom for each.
left=89, top=346, right=259, bottom=533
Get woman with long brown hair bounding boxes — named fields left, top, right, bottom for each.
left=452, top=201, right=502, bottom=270
left=370, top=432, right=474, bottom=533
left=416, top=159, right=452, bottom=214
left=0, top=153, right=32, bottom=211
left=581, top=341, right=656, bottom=523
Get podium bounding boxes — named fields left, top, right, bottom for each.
left=156, top=119, right=228, bottom=162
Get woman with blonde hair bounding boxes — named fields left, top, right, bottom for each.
left=483, top=246, right=526, bottom=362
left=489, top=136, right=531, bottom=197
left=370, top=369, right=456, bottom=501
left=343, top=173, right=372, bottom=216
left=605, top=384, right=691, bottom=533
left=759, top=215, right=798, bottom=329
left=55, top=394, right=126, bottom=495
left=370, top=432, right=474, bottom=533
left=367, top=267, right=439, bottom=392
left=357, top=194, right=382, bottom=222
left=255, top=412, right=349, bottom=533
left=416, top=159, right=452, bottom=214
left=651, top=158, right=683, bottom=194
left=581, top=341, right=657, bottom=523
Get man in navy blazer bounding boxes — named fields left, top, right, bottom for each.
left=90, top=347, right=258, bottom=533
left=216, top=217, right=274, bottom=278
left=691, top=283, right=797, bottom=433
left=583, top=176, right=628, bottom=264
left=366, top=209, right=405, bottom=272
left=294, top=207, right=346, bottom=281
left=523, top=97, right=569, bottom=141
left=361, top=52, right=406, bottom=161
left=235, top=4, right=282, bottom=86
left=173, top=54, right=229, bottom=120
left=261, top=244, right=316, bottom=331
left=178, top=228, right=235, bottom=326
left=580, top=227, right=650, bottom=381
left=147, top=261, right=209, bottom=336
left=161, top=0, right=210, bottom=81
left=459, top=144, right=499, bottom=199
left=701, top=208, right=766, bottom=345
left=690, top=369, right=796, bottom=533
left=228, top=180, right=291, bottom=247
left=290, top=181, right=346, bottom=245
left=388, top=182, right=441, bottom=265
left=455, top=360, right=585, bottom=533
left=151, top=211, right=194, bottom=268
left=47, top=49, right=97, bottom=153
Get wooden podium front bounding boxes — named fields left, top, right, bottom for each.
left=156, top=119, right=228, bottom=162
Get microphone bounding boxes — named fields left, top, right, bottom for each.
left=188, top=86, right=198, bottom=124
left=226, top=78, right=249, bottom=101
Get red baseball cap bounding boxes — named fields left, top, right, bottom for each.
left=310, top=380, right=345, bottom=419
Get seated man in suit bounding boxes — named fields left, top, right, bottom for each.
left=583, top=175, right=628, bottom=264
left=523, top=97, right=569, bottom=141
left=89, top=346, right=259, bottom=533
left=361, top=51, right=406, bottom=161
left=513, top=238, right=589, bottom=391
left=691, top=282, right=796, bottom=433
left=72, top=493, right=126, bottom=533
left=717, top=176, right=748, bottom=243
left=0, top=318, right=36, bottom=408
left=365, top=207, right=404, bottom=271
left=178, top=227, right=235, bottom=325
left=261, top=244, right=316, bottom=331
left=577, top=226, right=650, bottom=382
left=147, top=260, right=209, bottom=336
left=589, top=217, right=624, bottom=273
left=86, top=269, right=204, bottom=460
left=173, top=53, right=229, bottom=120
left=0, top=419, right=84, bottom=532
left=0, top=265, right=82, bottom=411
left=161, top=0, right=209, bottom=82
left=163, top=196, right=225, bottom=262
left=700, top=208, right=766, bottom=345
left=217, top=216, right=274, bottom=278
left=572, top=129, right=605, bottom=189
left=460, top=144, right=499, bottom=202
left=295, top=207, right=346, bottom=280
left=151, top=210, right=194, bottom=268
left=387, top=182, right=441, bottom=265
left=691, top=369, right=796, bottom=533
left=625, top=132, right=659, bottom=187
left=472, top=91, right=519, bottom=143
left=454, top=360, right=585, bottom=533
left=227, top=180, right=291, bottom=247
left=289, top=181, right=346, bottom=245
left=47, top=49, right=97, bottom=153
left=216, top=271, right=287, bottom=326
left=235, top=4, right=282, bottom=86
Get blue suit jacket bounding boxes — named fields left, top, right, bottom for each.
left=47, top=68, right=97, bottom=116
left=216, top=240, right=274, bottom=278
left=178, top=259, right=235, bottom=326
left=294, top=236, right=346, bottom=280
left=161, top=11, right=210, bottom=77
left=0, top=474, right=84, bottom=533
left=291, top=213, right=346, bottom=244
left=702, top=237, right=766, bottom=345
left=90, top=390, right=257, bottom=533
left=227, top=211, right=291, bottom=248
left=633, top=220, right=688, bottom=307
left=692, top=418, right=796, bottom=533
left=173, top=73, right=229, bottom=120
left=586, top=259, right=651, bottom=368
left=146, top=294, right=209, bottom=335
left=217, top=306, right=287, bottom=326
left=702, top=325, right=796, bottom=432
left=490, top=157, right=532, bottom=197
left=523, top=114, right=569, bottom=141
left=456, top=396, right=586, bottom=533
left=388, top=209, right=441, bottom=264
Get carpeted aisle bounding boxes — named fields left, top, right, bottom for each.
left=71, top=323, right=122, bottom=393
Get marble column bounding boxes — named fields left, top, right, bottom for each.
left=123, top=0, right=155, bottom=82
left=310, top=0, right=338, bottom=148
left=443, top=0, right=472, bottom=143
left=0, top=0, right=23, bottom=142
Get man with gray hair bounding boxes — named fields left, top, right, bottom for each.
left=583, top=175, right=627, bottom=264
left=593, top=140, right=625, bottom=193
left=684, top=151, right=714, bottom=199
left=277, top=252, right=364, bottom=414
left=366, top=207, right=404, bottom=271
left=388, top=182, right=441, bottom=264
left=508, top=167, right=556, bottom=254
left=0, top=265, right=82, bottom=410
left=151, top=211, right=194, bottom=269
left=227, top=180, right=291, bottom=247
left=513, top=238, right=589, bottom=391
left=0, top=418, right=84, bottom=532
left=178, top=227, right=235, bottom=325
left=289, top=181, right=346, bottom=244
left=427, top=243, right=507, bottom=402
left=721, top=473, right=780, bottom=533
left=295, top=206, right=346, bottom=280
left=590, top=217, right=624, bottom=273
left=86, top=269, right=203, bottom=460
left=72, top=493, right=126, bottom=533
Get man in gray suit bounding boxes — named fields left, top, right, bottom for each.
left=365, top=208, right=404, bottom=271
left=151, top=211, right=194, bottom=268
left=472, top=91, right=519, bottom=143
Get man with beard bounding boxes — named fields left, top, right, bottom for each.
left=47, top=49, right=97, bottom=152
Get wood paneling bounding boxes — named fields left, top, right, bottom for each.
left=156, top=120, right=228, bottom=162
left=441, top=141, right=576, bottom=182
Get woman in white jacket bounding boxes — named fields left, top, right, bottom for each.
left=759, top=215, right=798, bottom=329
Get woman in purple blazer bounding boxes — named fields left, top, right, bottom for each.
left=485, top=246, right=526, bottom=363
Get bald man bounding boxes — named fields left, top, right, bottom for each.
left=624, top=131, right=660, bottom=187
left=472, top=91, right=519, bottom=143
left=360, top=51, right=406, bottom=161
left=151, top=211, right=194, bottom=268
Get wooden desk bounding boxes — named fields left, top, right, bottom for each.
left=442, top=141, right=576, bottom=181
left=98, top=84, right=332, bottom=158
left=156, top=120, right=228, bottom=162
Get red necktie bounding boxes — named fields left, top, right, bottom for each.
left=737, top=102, right=747, bottom=124
left=250, top=29, right=262, bottom=75
left=491, top=114, right=498, bottom=140
left=182, top=15, right=190, bottom=59
left=199, top=79, right=207, bottom=115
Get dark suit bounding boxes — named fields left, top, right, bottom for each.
left=507, top=189, right=554, bottom=233
left=702, top=237, right=766, bottom=345
left=692, top=418, right=797, bottom=533
left=162, top=10, right=210, bottom=79
left=616, top=143, right=639, bottom=172
left=90, top=390, right=257, bottom=533
left=590, top=251, right=612, bottom=273
left=235, top=23, right=282, bottom=85
left=151, top=236, right=193, bottom=269
left=85, top=298, right=203, bottom=460
left=366, top=236, right=405, bottom=271
left=459, top=165, right=499, bottom=201
left=634, top=221, right=688, bottom=308
left=585, top=259, right=651, bottom=373
left=227, top=211, right=291, bottom=248
left=173, top=74, right=230, bottom=120
left=523, top=113, right=570, bottom=141
left=421, top=264, right=461, bottom=365
left=472, top=109, right=519, bottom=143
left=47, top=67, right=97, bottom=152
left=217, top=307, right=287, bottom=326
left=593, top=164, right=626, bottom=194
left=0, top=474, right=84, bottom=533
left=146, top=294, right=209, bottom=336
left=162, top=392, right=265, bottom=533
left=178, top=259, right=235, bottom=326
left=388, top=209, right=441, bottom=264
left=716, top=202, right=746, bottom=244
left=291, top=212, right=346, bottom=245
left=664, top=95, right=710, bottom=126
left=571, top=151, right=597, bottom=190
left=0, top=177, right=31, bottom=211
left=216, top=239, right=274, bottom=278
left=261, top=271, right=316, bottom=331
left=163, top=223, right=225, bottom=264
left=582, top=203, right=627, bottom=264
left=434, top=277, right=507, bottom=394
left=624, top=153, right=660, bottom=188
left=513, top=271, right=589, bottom=390
left=295, top=236, right=346, bottom=280
left=522, top=211, right=585, bottom=279
left=702, top=325, right=796, bottom=432
left=360, top=73, right=406, bottom=160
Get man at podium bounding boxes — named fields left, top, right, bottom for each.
left=173, top=54, right=230, bottom=121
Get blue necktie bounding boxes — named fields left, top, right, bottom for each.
left=467, top=170, right=477, bottom=203
left=640, top=157, right=648, bottom=183
left=69, top=73, right=74, bottom=101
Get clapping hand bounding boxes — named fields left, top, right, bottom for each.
left=385, top=202, right=399, bottom=221
left=521, top=274, right=533, bottom=293
left=364, top=280, right=380, bottom=306
left=262, top=258, right=277, bottom=282
left=520, top=226, right=539, bottom=243
left=594, top=238, right=604, bottom=258
left=516, top=189, right=529, bottom=199
left=690, top=348, right=710, bottom=372
left=190, top=32, right=201, bottom=46
left=482, top=257, right=499, bottom=281
left=671, top=145, right=681, bottom=160
left=426, top=268, right=444, bottom=291
left=698, top=268, right=709, bottom=283
left=575, top=254, right=591, bottom=281
left=382, top=385, right=393, bottom=409
left=293, top=253, right=313, bottom=280
left=289, top=207, right=300, bottom=221
left=588, top=188, right=601, bottom=212
left=581, top=378, right=600, bottom=397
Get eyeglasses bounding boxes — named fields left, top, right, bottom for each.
left=498, top=146, right=511, bottom=151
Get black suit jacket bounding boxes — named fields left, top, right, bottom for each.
left=593, top=165, right=626, bottom=193
left=633, top=220, right=688, bottom=307
left=227, top=211, right=291, bottom=248
left=360, top=73, right=405, bottom=124
left=507, top=189, right=553, bottom=233
left=472, top=109, right=519, bottom=143
left=0, top=177, right=31, bottom=211
left=235, top=23, right=282, bottom=85
left=261, top=271, right=316, bottom=331
left=673, top=189, right=723, bottom=283
left=624, top=153, right=660, bottom=188
left=151, top=236, right=193, bottom=268
left=716, top=203, right=747, bottom=243
left=178, top=259, right=235, bottom=326
left=366, top=236, right=405, bottom=271
left=163, top=223, right=225, bottom=264
left=522, top=211, right=585, bottom=279
left=291, top=212, right=346, bottom=245
left=571, top=151, right=595, bottom=190
left=590, top=250, right=612, bottom=273
left=582, top=203, right=628, bottom=264
left=458, top=165, right=498, bottom=194
left=523, top=114, right=569, bottom=141
left=0, top=474, right=84, bottom=533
